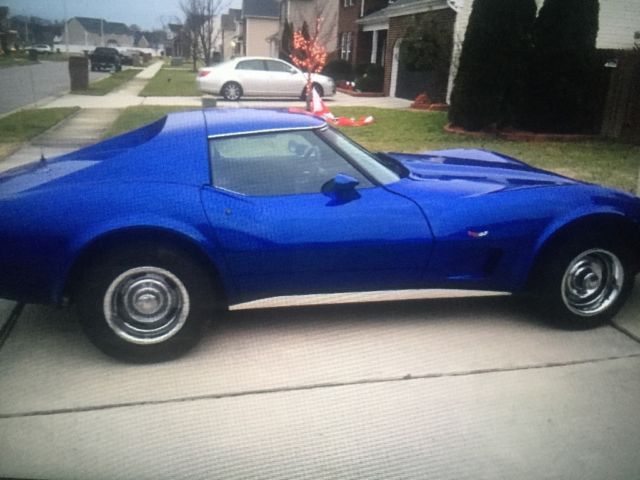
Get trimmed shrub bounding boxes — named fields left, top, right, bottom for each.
left=279, top=21, right=293, bottom=60
left=322, top=59, right=354, bottom=82
left=448, top=0, right=537, bottom=131
left=355, top=63, right=384, bottom=92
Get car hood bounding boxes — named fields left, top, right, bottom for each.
left=384, top=149, right=579, bottom=198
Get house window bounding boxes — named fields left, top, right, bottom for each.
left=343, top=0, right=354, bottom=7
left=340, top=32, right=352, bottom=61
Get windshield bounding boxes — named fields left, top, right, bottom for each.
left=318, top=127, right=400, bottom=185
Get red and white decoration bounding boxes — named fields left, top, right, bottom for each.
left=310, top=88, right=374, bottom=127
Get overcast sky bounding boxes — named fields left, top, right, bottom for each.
left=3, top=0, right=242, bottom=30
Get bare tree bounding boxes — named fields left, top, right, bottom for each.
left=180, top=0, right=228, bottom=71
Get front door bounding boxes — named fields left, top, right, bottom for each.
left=200, top=128, right=432, bottom=301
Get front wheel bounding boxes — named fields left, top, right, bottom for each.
left=76, top=245, right=219, bottom=362
left=534, top=239, right=635, bottom=329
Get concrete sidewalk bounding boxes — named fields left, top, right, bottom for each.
left=0, top=108, right=120, bottom=173
left=0, top=62, right=163, bottom=173
left=44, top=90, right=413, bottom=110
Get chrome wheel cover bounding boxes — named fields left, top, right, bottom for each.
left=224, top=83, right=240, bottom=100
left=103, top=267, right=190, bottom=345
left=561, top=249, right=624, bottom=317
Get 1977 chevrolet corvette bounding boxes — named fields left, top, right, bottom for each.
left=1, top=109, right=639, bottom=361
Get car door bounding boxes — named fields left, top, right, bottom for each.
left=265, top=59, right=305, bottom=97
left=234, top=59, right=269, bottom=96
left=200, top=128, right=433, bottom=302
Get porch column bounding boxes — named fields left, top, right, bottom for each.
left=370, top=29, right=378, bottom=64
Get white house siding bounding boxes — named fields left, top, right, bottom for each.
left=66, top=18, right=133, bottom=50
left=67, top=18, right=94, bottom=46
left=598, top=0, right=640, bottom=49
left=245, top=17, right=280, bottom=57
left=446, top=0, right=639, bottom=102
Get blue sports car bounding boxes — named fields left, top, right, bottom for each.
left=1, top=109, right=639, bottom=361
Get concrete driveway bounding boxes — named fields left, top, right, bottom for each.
left=1, top=286, right=639, bottom=479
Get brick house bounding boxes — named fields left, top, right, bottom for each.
left=356, top=0, right=456, bottom=100
left=338, top=0, right=388, bottom=67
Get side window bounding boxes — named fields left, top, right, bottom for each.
left=209, top=130, right=373, bottom=196
left=266, top=60, right=293, bottom=73
left=236, top=60, right=266, bottom=71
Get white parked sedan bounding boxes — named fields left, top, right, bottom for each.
left=27, top=44, right=53, bottom=54
left=196, top=57, right=336, bottom=100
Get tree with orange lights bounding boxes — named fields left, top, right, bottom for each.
left=290, top=17, right=328, bottom=111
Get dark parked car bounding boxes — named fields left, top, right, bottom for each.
left=89, top=47, right=122, bottom=72
left=0, top=109, right=639, bottom=362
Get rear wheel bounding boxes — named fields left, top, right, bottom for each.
left=301, top=83, right=324, bottom=100
left=221, top=82, right=242, bottom=101
left=76, top=244, right=220, bottom=362
left=532, top=237, right=635, bottom=329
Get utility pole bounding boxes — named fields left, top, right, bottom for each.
left=63, top=0, right=69, bottom=52
left=100, top=18, right=104, bottom=46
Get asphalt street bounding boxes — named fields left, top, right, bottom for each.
left=0, top=288, right=639, bottom=479
left=0, top=60, right=109, bottom=115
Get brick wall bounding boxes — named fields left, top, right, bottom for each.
left=338, top=0, right=389, bottom=66
left=338, top=0, right=361, bottom=66
left=383, top=8, right=456, bottom=98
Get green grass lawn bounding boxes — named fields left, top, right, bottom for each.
left=0, top=107, right=80, bottom=143
left=0, top=55, right=36, bottom=68
left=103, top=106, right=639, bottom=193
left=332, top=107, right=640, bottom=193
left=139, top=68, right=202, bottom=97
left=103, top=106, right=199, bottom=138
left=74, top=68, right=142, bottom=96
left=0, top=107, right=80, bottom=159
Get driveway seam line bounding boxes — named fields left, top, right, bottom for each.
left=0, top=302, right=24, bottom=351
left=2, top=352, right=639, bottom=420
left=610, top=322, right=640, bottom=344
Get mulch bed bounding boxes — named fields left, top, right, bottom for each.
left=444, top=123, right=597, bottom=142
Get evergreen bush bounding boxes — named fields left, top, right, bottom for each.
left=322, top=59, right=354, bottom=82
left=521, top=0, right=600, bottom=133
left=448, top=0, right=537, bottom=131
left=355, top=64, right=384, bottom=92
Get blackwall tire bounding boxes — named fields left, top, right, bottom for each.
left=76, top=245, right=218, bottom=362
left=221, top=82, right=242, bottom=101
left=534, top=238, right=635, bottom=329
